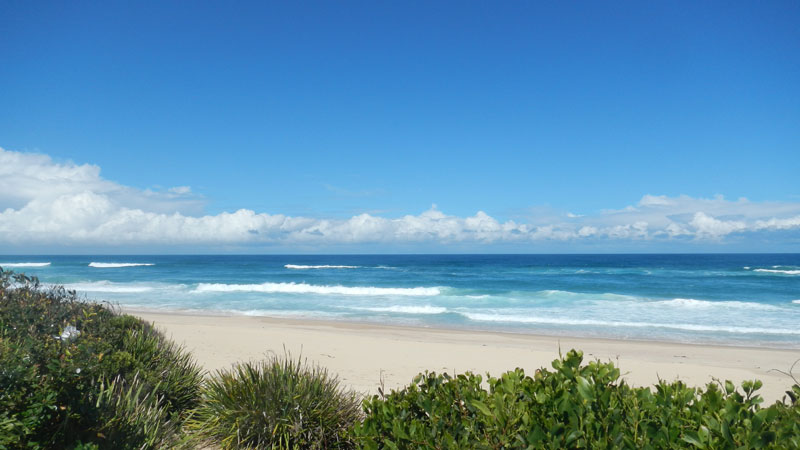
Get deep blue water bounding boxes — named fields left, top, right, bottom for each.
left=2, top=254, right=799, bottom=348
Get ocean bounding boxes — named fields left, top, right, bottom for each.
left=2, top=254, right=799, bottom=348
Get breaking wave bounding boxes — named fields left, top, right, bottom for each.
left=89, top=262, right=155, bottom=268
left=284, top=264, right=360, bottom=269
left=193, top=282, right=441, bottom=296
left=1, top=262, right=51, bottom=267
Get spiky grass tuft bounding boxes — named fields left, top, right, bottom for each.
left=187, top=354, right=362, bottom=449
left=92, top=374, right=178, bottom=449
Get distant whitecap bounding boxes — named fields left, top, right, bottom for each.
left=284, top=264, right=360, bottom=269
left=753, top=268, right=800, bottom=275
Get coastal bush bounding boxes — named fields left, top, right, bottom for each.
left=355, top=349, right=800, bottom=449
left=186, top=354, right=362, bottom=449
left=0, top=269, right=203, bottom=448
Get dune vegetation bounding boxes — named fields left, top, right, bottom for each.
left=1, top=268, right=798, bottom=449
left=0, top=269, right=203, bottom=449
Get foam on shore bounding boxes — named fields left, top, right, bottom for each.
left=355, top=305, right=448, bottom=314
left=64, top=281, right=155, bottom=293
left=459, top=312, right=800, bottom=335
left=651, top=298, right=778, bottom=310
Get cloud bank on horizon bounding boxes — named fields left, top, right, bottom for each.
left=1, top=147, right=799, bottom=251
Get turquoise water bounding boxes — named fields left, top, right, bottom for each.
left=2, top=254, right=799, bottom=348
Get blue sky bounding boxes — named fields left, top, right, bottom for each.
left=1, top=1, right=799, bottom=252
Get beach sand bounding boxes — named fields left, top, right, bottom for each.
left=130, top=309, right=799, bottom=404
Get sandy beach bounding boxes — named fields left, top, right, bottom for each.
left=130, top=309, right=799, bottom=404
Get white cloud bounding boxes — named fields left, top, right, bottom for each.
left=753, top=216, right=800, bottom=231
left=689, top=212, right=747, bottom=239
left=638, top=194, right=674, bottom=207
left=0, top=148, right=203, bottom=215
left=168, top=186, right=192, bottom=195
left=1, top=147, right=799, bottom=249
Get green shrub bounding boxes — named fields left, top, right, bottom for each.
left=355, top=349, right=800, bottom=449
left=186, top=354, right=362, bottom=449
left=0, top=269, right=203, bottom=448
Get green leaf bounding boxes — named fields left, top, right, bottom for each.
left=469, top=400, right=493, bottom=417
left=576, top=376, right=593, bottom=401
left=725, top=380, right=735, bottom=395
left=681, top=431, right=706, bottom=449
left=566, top=429, right=584, bottom=445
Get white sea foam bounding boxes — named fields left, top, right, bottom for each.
left=193, top=282, right=441, bottom=296
left=64, top=281, right=154, bottom=293
left=466, top=295, right=490, bottom=299
left=743, top=266, right=750, bottom=270
left=460, top=313, right=800, bottom=335
left=539, top=289, right=638, bottom=302
left=0, top=262, right=51, bottom=267
left=653, top=298, right=779, bottom=311
left=238, top=310, right=342, bottom=319
left=356, top=305, right=447, bottom=314
left=753, top=268, right=800, bottom=275
left=89, top=262, right=155, bottom=268
left=793, top=300, right=800, bottom=305
left=284, top=264, right=360, bottom=269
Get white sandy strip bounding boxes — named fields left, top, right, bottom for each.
left=130, top=310, right=799, bottom=404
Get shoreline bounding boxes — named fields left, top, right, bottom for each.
left=127, top=308, right=800, bottom=404
left=122, top=306, right=799, bottom=352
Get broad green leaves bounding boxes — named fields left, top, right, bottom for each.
left=355, top=349, right=800, bottom=449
